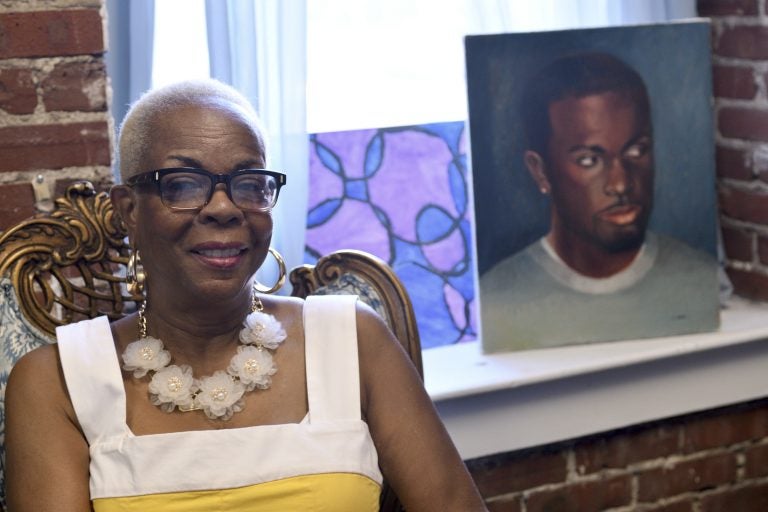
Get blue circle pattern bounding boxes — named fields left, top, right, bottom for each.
left=306, top=122, right=477, bottom=348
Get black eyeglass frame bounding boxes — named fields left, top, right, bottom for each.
left=125, top=167, right=287, bottom=212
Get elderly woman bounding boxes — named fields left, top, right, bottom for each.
left=4, top=80, right=486, bottom=511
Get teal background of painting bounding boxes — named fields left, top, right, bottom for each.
left=466, top=20, right=718, bottom=276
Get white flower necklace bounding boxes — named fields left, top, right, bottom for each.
left=121, top=296, right=286, bottom=420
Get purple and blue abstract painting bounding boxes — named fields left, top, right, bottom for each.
left=306, top=122, right=476, bottom=349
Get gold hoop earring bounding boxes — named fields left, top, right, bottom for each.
left=126, top=249, right=146, bottom=296
left=253, top=248, right=286, bottom=294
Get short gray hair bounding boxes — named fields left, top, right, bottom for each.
left=117, top=79, right=266, bottom=181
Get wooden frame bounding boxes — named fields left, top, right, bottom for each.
left=0, top=181, right=140, bottom=338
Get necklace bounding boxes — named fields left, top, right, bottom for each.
left=121, top=297, right=286, bottom=420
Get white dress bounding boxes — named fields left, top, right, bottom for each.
left=56, top=295, right=383, bottom=511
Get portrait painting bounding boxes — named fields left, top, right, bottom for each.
left=466, top=21, right=721, bottom=353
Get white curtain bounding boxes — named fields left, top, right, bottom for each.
left=468, top=0, right=697, bottom=33
left=105, top=0, right=155, bottom=178
left=205, top=0, right=308, bottom=291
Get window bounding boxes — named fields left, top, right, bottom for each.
left=306, top=0, right=475, bottom=132
left=152, top=0, right=209, bottom=88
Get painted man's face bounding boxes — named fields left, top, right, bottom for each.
left=544, top=91, right=654, bottom=253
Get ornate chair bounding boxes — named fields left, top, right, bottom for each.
left=290, top=249, right=423, bottom=377
left=0, top=180, right=140, bottom=511
left=0, top=179, right=139, bottom=363
left=290, top=249, right=423, bottom=512
left=0, top=181, right=138, bottom=340
left=0, top=181, right=423, bottom=512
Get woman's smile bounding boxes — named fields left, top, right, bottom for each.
left=190, top=242, right=248, bottom=269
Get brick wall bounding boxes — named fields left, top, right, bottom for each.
left=467, top=398, right=768, bottom=512
left=0, top=0, right=112, bottom=231
left=701, top=0, right=768, bottom=300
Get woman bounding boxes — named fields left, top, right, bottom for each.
left=5, top=80, right=486, bottom=511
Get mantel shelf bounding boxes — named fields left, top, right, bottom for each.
left=423, top=297, right=768, bottom=459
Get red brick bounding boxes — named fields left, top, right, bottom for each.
left=525, top=475, right=631, bottom=512
left=756, top=149, right=768, bottom=182
left=700, top=481, right=768, bottom=511
left=41, top=60, right=106, bottom=112
left=0, top=10, right=104, bottom=59
left=681, top=403, right=768, bottom=452
left=574, top=425, right=679, bottom=474
left=0, top=121, right=110, bottom=173
left=697, top=0, right=759, bottom=15
left=744, top=443, right=768, bottom=478
left=719, top=184, right=768, bottom=224
left=713, top=65, right=758, bottom=100
left=715, top=26, right=768, bottom=60
left=468, top=450, right=567, bottom=497
left=0, top=68, right=37, bottom=115
left=765, top=71, right=768, bottom=99
left=726, top=267, right=768, bottom=301
left=637, top=453, right=737, bottom=502
left=0, top=183, right=36, bottom=230
left=722, top=226, right=753, bottom=262
left=757, top=236, right=768, bottom=265
left=486, top=496, right=522, bottom=512
left=642, top=501, right=695, bottom=512
left=719, top=107, right=768, bottom=143
left=715, top=146, right=753, bottom=180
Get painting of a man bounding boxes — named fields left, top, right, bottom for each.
left=470, top=37, right=721, bottom=353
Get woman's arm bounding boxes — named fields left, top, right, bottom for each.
left=5, top=345, right=92, bottom=512
left=357, top=303, right=488, bottom=512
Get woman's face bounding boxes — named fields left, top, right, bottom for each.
left=127, top=102, right=272, bottom=303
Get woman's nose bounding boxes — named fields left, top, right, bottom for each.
left=200, top=183, right=244, bottom=224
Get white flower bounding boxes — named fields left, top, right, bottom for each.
left=240, top=311, right=286, bottom=349
left=121, top=309, right=286, bottom=421
left=227, top=345, right=277, bottom=391
left=121, top=337, right=171, bottom=378
left=196, top=371, right=246, bottom=420
left=148, top=364, right=196, bottom=412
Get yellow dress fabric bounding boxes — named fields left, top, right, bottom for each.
left=93, top=473, right=381, bottom=512
left=57, top=296, right=382, bottom=511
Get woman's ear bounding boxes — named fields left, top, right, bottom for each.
left=110, top=185, right=138, bottom=234
left=524, top=150, right=551, bottom=195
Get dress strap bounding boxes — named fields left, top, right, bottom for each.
left=303, top=295, right=360, bottom=423
left=57, top=317, right=127, bottom=444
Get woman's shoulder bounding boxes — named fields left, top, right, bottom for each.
left=262, top=294, right=303, bottom=310
left=7, top=343, right=67, bottom=408
left=10, top=343, right=60, bottom=378
left=352, top=299, right=404, bottom=365
left=264, top=294, right=378, bottom=317
left=264, top=294, right=394, bottom=347
left=354, top=298, right=389, bottom=331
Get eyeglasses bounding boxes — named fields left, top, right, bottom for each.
left=126, top=168, right=287, bottom=212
